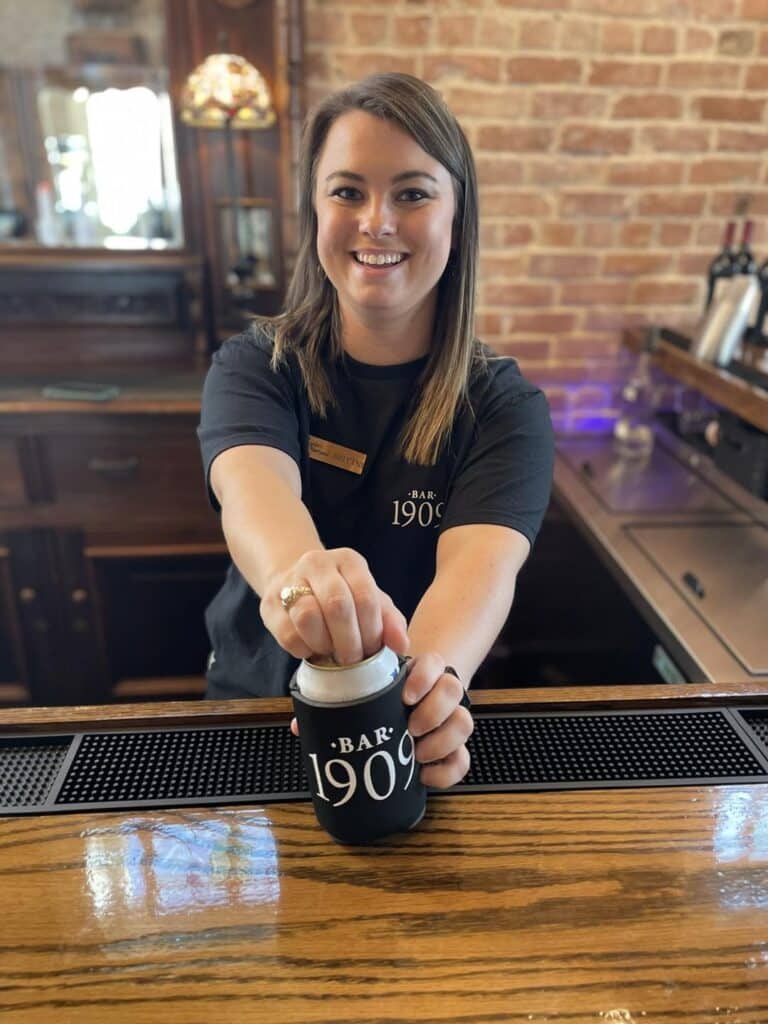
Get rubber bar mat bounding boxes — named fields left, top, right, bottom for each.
left=2, top=707, right=768, bottom=816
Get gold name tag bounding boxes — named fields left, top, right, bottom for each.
left=309, top=435, right=367, bottom=475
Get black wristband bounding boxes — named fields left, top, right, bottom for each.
left=444, top=665, right=472, bottom=711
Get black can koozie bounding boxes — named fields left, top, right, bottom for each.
left=290, top=657, right=427, bottom=845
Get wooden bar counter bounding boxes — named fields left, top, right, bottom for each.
left=2, top=686, right=768, bottom=1023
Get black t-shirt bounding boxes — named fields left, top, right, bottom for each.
left=197, top=328, right=554, bottom=698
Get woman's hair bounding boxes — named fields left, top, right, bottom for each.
left=258, top=72, right=482, bottom=465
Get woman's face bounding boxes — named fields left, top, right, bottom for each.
left=314, top=110, right=456, bottom=328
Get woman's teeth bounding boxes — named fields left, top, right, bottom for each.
left=354, top=252, right=405, bottom=266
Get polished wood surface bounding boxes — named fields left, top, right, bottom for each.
left=3, top=683, right=768, bottom=734
left=2, top=693, right=768, bottom=1022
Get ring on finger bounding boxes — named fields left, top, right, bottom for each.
left=280, top=583, right=314, bottom=611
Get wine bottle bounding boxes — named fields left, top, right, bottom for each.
left=705, top=220, right=736, bottom=311
left=749, top=257, right=768, bottom=343
left=734, top=218, right=757, bottom=276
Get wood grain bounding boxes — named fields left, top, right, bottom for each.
left=1, top=785, right=767, bottom=1023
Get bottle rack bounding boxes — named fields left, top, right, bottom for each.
left=622, top=327, right=768, bottom=434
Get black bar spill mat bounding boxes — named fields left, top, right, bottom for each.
left=2, top=707, right=768, bottom=816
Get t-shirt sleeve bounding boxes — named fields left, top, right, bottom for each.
left=439, top=359, right=555, bottom=548
left=197, top=331, right=301, bottom=511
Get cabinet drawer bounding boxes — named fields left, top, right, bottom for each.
left=46, top=432, right=209, bottom=526
left=0, top=440, right=28, bottom=508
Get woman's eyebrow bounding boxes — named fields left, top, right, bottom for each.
left=324, top=170, right=439, bottom=184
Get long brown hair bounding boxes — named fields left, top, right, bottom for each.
left=258, top=72, right=482, bottom=465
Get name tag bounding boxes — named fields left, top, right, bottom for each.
left=309, top=435, right=367, bottom=475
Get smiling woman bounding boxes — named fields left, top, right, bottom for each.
left=197, top=73, right=554, bottom=791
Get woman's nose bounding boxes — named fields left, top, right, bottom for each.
left=359, top=199, right=396, bottom=238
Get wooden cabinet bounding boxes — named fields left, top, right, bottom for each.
left=0, top=405, right=229, bottom=706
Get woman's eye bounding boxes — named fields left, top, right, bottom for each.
left=399, top=189, right=429, bottom=202
left=330, top=187, right=361, bottom=200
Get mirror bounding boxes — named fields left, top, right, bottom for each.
left=0, top=0, right=183, bottom=250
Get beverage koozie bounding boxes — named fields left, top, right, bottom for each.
left=290, top=662, right=428, bottom=845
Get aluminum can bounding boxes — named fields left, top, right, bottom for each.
left=290, top=647, right=427, bottom=844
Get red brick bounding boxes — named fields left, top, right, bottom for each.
left=477, top=125, right=554, bottom=152
left=581, top=222, right=615, bottom=246
left=554, top=337, right=619, bottom=361
left=476, top=313, right=504, bottom=336
left=488, top=283, right=555, bottom=306
left=477, top=15, right=517, bottom=49
left=716, top=128, right=768, bottom=152
left=589, top=61, right=661, bottom=87
left=718, top=29, right=756, bottom=55
left=608, top=161, right=685, bottom=185
left=637, top=193, right=707, bottom=216
left=482, top=255, right=527, bottom=278
left=660, top=223, right=693, bottom=246
left=678, top=253, right=711, bottom=275
left=484, top=192, right=552, bottom=217
left=603, top=252, right=674, bottom=276
left=476, top=156, right=526, bottom=187
left=392, top=16, right=432, bottom=46
left=619, top=222, right=655, bottom=246
left=424, top=54, right=504, bottom=83
left=561, top=124, right=633, bottom=156
left=601, top=21, right=635, bottom=53
left=532, top=91, right=607, bottom=120
left=539, top=222, right=579, bottom=246
left=436, top=15, right=476, bottom=46
left=511, top=313, right=578, bottom=334
left=641, top=126, right=711, bottom=152
left=711, top=191, right=768, bottom=215
left=506, top=56, right=582, bottom=83
left=695, top=96, right=766, bottom=122
left=560, top=192, right=630, bottom=217
left=445, top=88, right=526, bottom=119
left=307, top=11, right=350, bottom=44
left=612, top=94, right=682, bottom=119
left=761, top=30, right=768, bottom=55
left=685, top=26, right=716, bottom=52
left=743, top=0, right=768, bottom=18
left=520, top=18, right=557, bottom=49
left=528, top=159, right=604, bottom=186
left=559, top=19, right=600, bottom=52
left=335, top=54, right=418, bottom=80
left=642, top=26, right=676, bottom=54
left=529, top=253, right=600, bottom=278
left=746, top=64, right=768, bottom=89
left=561, top=282, right=632, bottom=305
left=348, top=15, right=387, bottom=45
left=630, top=281, right=700, bottom=304
left=695, top=222, right=728, bottom=247
left=668, top=62, right=741, bottom=88
left=499, top=223, right=535, bottom=246
left=497, top=0, right=571, bottom=8
left=585, top=310, right=648, bottom=332
left=690, top=158, right=762, bottom=184
left=501, top=340, right=553, bottom=362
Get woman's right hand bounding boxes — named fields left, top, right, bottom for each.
left=260, top=547, right=410, bottom=665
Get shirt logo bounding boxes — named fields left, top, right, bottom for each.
left=392, top=489, right=444, bottom=529
left=309, top=435, right=367, bottom=475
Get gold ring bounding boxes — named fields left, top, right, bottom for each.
left=280, top=584, right=314, bottom=611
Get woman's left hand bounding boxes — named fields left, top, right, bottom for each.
left=402, top=653, right=474, bottom=789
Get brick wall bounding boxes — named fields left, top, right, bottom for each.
left=304, top=0, right=768, bottom=426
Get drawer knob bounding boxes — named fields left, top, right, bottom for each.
left=19, top=587, right=37, bottom=603
left=88, top=456, right=139, bottom=476
left=72, top=588, right=88, bottom=604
